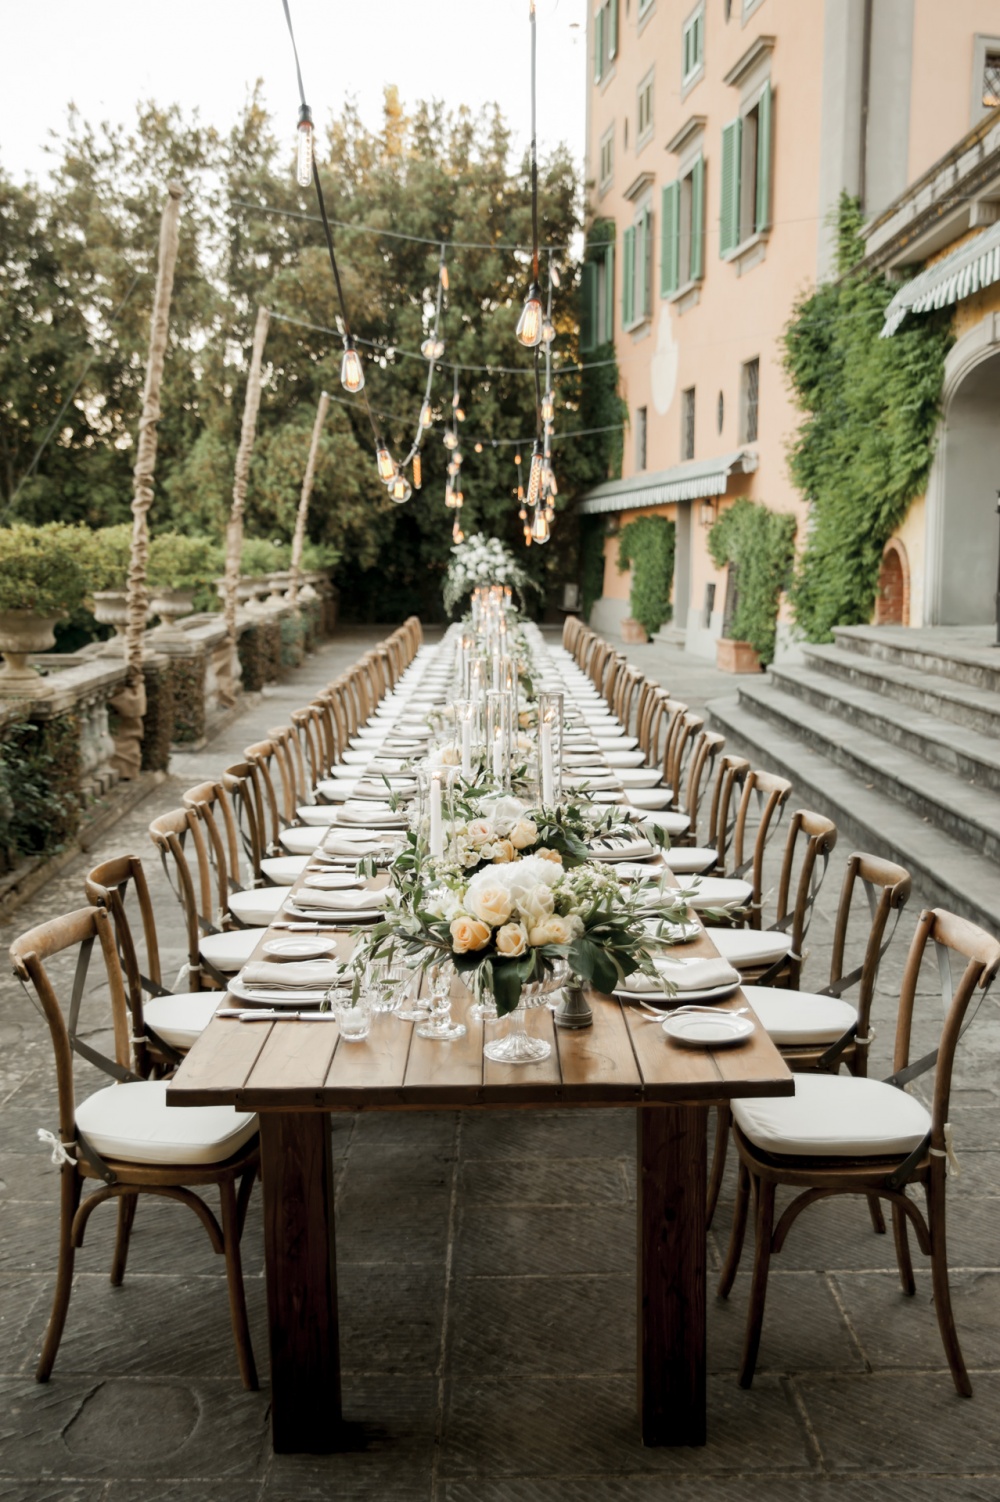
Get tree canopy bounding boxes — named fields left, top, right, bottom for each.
left=1, top=88, right=621, bottom=619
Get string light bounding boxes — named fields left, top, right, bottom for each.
left=474, top=442, right=483, bottom=453
left=443, top=429, right=458, bottom=451
left=516, top=285, right=544, bottom=348
left=375, top=439, right=395, bottom=483
left=527, top=439, right=543, bottom=506
left=541, top=316, right=555, bottom=345
left=413, top=453, right=422, bottom=489
left=452, top=518, right=465, bottom=543
left=419, top=399, right=433, bottom=429
left=340, top=336, right=365, bottom=393
left=388, top=470, right=412, bottom=504
left=421, top=336, right=445, bottom=360
left=531, top=506, right=550, bottom=544
left=541, top=390, right=554, bottom=423
left=296, top=104, right=314, bottom=188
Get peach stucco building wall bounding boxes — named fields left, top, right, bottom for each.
left=585, top=0, right=1000, bottom=651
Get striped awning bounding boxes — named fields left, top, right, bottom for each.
left=577, top=450, right=757, bottom=515
left=880, top=220, right=1000, bottom=337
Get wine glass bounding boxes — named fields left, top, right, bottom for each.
left=415, top=963, right=467, bottom=1041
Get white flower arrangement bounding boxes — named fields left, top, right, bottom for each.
left=442, top=533, right=533, bottom=615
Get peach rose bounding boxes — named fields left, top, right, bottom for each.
left=509, top=818, right=538, bottom=850
left=466, top=819, right=494, bottom=847
left=495, top=921, right=529, bottom=957
left=450, top=916, right=491, bottom=954
left=528, top=916, right=572, bottom=947
left=490, top=839, right=516, bottom=864
left=465, top=881, right=513, bottom=928
left=534, top=846, right=563, bottom=865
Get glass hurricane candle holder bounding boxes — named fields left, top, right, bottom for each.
left=485, top=690, right=513, bottom=791
left=536, top=691, right=564, bottom=807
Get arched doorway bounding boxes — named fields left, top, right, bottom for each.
left=927, top=322, right=1000, bottom=625
left=875, top=539, right=909, bottom=625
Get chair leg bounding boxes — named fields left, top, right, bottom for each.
left=110, top=1192, right=138, bottom=1287
left=891, top=1202, right=916, bottom=1296
left=738, top=1177, right=776, bottom=1389
left=37, top=1168, right=82, bottom=1382
left=718, top=1159, right=751, bottom=1299
left=235, top=1163, right=257, bottom=1239
left=866, top=1194, right=887, bottom=1235
left=928, top=1178, right=972, bottom=1398
left=706, top=1104, right=731, bottom=1231
left=219, top=1177, right=258, bottom=1392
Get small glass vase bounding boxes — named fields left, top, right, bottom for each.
left=416, top=964, right=467, bottom=1042
left=482, top=961, right=568, bottom=1066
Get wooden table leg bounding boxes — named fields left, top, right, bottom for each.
left=638, top=1103, right=707, bottom=1446
left=259, top=1111, right=342, bottom=1452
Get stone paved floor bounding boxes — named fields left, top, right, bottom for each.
left=1, top=627, right=999, bottom=1500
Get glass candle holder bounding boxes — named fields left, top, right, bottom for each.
left=536, top=691, right=564, bottom=807
left=485, top=690, right=512, bottom=791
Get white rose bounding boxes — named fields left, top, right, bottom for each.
left=465, top=879, right=514, bottom=928
left=509, top=818, right=538, bottom=850
left=466, top=819, right=494, bottom=848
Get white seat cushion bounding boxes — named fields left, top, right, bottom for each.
left=661, top=844, right=714, bottom=871
left=740, top=985, right=858, bottom=1046
left=733, top=1074, right=931, bottom=1158
left=683, top=875, right=753, bottom=910
left=644, top=811, right=691, bottom=837
left=615, top=768, right=663, bottom=788
left=323, top=764, right=367, bottom=779
left=260, top=854, right=309, bottom=883
left=595, top=734, right=638, bottom=750
left=280, top=825, right=325, bottom=854
left=296, top=803, right=340, bottom=825
left=199, top=927, right=265, bottom=973
left=712, top=927, right=793, bottom=968
left=602, top=750, right=646, bottom=767
left=76, top=1081, right=257, bottom=1166
left=143, top=993, right=222, bottom=1050
left=228, top=884, right=292, bottom=927
left=624, top=788, right=674, bottom=810
left=342, top=749, right=379, bottom=764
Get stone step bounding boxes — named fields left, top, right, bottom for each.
left=706, top=695, right=1000, bottom=934
left=770, top=663, right=1000, bottom=791
left=717, top=679, right=1000, bottom=865
left=832, top=624, right=1000, bottom=694
left=800, top=642, right=1000, bottom=738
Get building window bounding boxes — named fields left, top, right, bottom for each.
left=637, top=68, right=655, bottom=147
left=622, top=200, right=653, bottom=330
left=580, top=233, right=616, bottom=352
left=740, top=357, right=759, bottom=442
left=639, top=0, right=654, bottom=16
left=741, top=0, right=765, bottom=19
left=594, top=0, right=619, bottom=85
left=636, top=407, right=648, bottom=470
left=682, top=387, right=696, bottom=460
left=720, top=80, right=772, bottom=257
left=682, top=5, right=705, bottom=87
left=984, top=50, right=1000, bottom=109
left=661, top=153, right=705, bottom=296
left=599, top=125, right=615, bottom=192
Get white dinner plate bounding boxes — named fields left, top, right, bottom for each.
left=615, top=980, right=741, bottom=1005
left=303, top=873, right=365, bottom=890
left=261, top=936, right=340, bottom=960
left=587, top=838, right=655, bottom=862
left=286, top=903, right=385, bottom=922
left=662, top=1012, right=755, bottom=1048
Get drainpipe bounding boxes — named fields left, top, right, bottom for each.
left=858, top=0, right=873, bottom=211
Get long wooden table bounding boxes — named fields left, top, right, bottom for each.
left=167, top=897, right=793, bottom=1453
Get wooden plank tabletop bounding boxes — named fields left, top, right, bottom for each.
left=167, top=641, right=794, bottom=1115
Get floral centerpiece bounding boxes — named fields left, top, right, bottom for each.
left=443, top=533, right=533, bottom=616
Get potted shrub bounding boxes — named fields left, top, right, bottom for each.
left=616, top=516, right=676, bottom=646
left=0, top=524, right=87, bottom=698
left=81, top=523, right=139, bottom=653
left=148, top=533, right=225, bottom=636
left=707, top=499, right=797, bottom=673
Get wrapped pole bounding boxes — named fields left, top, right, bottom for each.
left=114, top=180, right=183, bottom=779
left=288, top=390, right=329, bottom=606
left=220, top=305, right=270, bottom=703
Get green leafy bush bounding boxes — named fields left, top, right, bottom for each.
left=617, top=515, right=676, bottom=637
left=0, top=713, right=81, bottom=867
left=0, top=524, right=87, bottom=617
left=148, top=533, right=224, bottom=594
left=241, top=537, right=289, bottom=574
left=82, top=524, right=134, bottom=592
left=784, top=195, right=952, bottom=640
left=707, top=498, right=796, bottom=665
left=580, top=517, right=608, bottom=621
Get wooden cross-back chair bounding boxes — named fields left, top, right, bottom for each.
left=148, top=807, right=261, bottom=989
left=184, top=777, right=294, bottom=928
left=719, top=906, right=1000, bottom=1396
left=10, top=905, right=259, bottom=1389
left=676, top=729, right=725, bottom=846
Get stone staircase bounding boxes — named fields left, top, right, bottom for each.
left=707, top=625, right=1000, bottom=933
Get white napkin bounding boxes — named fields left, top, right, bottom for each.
left=339, top=802, right=403, bottom=824
left=622, top=957, right=739, bottom=993
left=294, top=885, right=388, bottom=911
left=241, top=960, right=344, bottom=989
left=322, top=836, right=385, bottom=858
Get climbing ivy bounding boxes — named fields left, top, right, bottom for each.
left=707, top=498, right=796, bottom=665
left=617, top=515, right=676, bottom=637
left=580, top=516, right=608, bottom=621
left=784, top=195, right=952, bottom=641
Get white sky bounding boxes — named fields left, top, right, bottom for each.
left=0, top=0, right=588, bottom=186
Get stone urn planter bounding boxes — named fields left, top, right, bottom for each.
left=716, top=638, right=763, bottom=674
left=92, top=588, right=131, bottom=655
left=150, top=587, right=196, bottom=645
left=620, top=617, right=649, bottom=645
left=0, top=610, right=60, bottom=699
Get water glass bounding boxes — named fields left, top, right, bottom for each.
left=332, top=990, right=373, bottom=1041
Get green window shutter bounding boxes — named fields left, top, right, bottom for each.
left=660, top=181, right=680, bottom=297
left=608, top=0, right=619, bottom=59
left=695, top=11, right=704, bottom=67
left=755, top=81, right=772, bottom=233
left=603, top=243, right=615, bottom=342
left=594, top=6, right=604, bottom=82
left=622, top=224, right=635, bottom=327
left=580, top=261, right=597, bottom=352
left=690, top=154, right=705, bottom=281
left=720, top=117, right=742, bottom=256
left=683, top=25, right=691, bottom=78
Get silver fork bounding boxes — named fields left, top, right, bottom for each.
left=635, top=1002, right=750, bottom=1022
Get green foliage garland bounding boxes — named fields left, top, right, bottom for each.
left=0, top=714, right=81, bottom=868
left=707, top=499, right=796, bottom=665
left=616, top=516, right=675, bottom=637
left=784, top=195, right=952, bottom=640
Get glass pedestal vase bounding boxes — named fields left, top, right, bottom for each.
left=482, top=961, right=568, bottom=1066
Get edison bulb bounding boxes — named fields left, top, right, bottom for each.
left=452, top=520, right=465, bottom=543
left=413, top=453, right=422, bottom=490
left=443, top=429, right=458, bottom=451
left=541, top=390, right=554, bottom=423
left=418, top=399, right=433, bottom=429
left=375, top=440, right=394, bottom=483
left=340, top=338, right=364, bottom=393
left=531, top=507, right=551, bottom=543
left=474, top=442, right=483, bottom=453
left=541, top=318, right=555, bottom=345
left=527, top=443, right=544, bottom=506
left=420, top=336, right=445, bottom=360
left=296, top=105, right=314, bottom=188
left=516, top=284, right=543, bottom=347
left=388, top=470, right=412, bottom=504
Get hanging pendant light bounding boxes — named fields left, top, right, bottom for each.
left=443, top=429, right=458, bottom=451
left=531, top=506, right=551, bottom=544
left=418, top=399, right=433, bottom=429
left=340, top=336, right=365, bottom=393
left=413, top=453, right=422, bottom=489
left=420, top=336, right=445, bottom=360
left=452, top=518, right=465, bottom=543
left=516, top=283, right=544, bottom=348
left=375, top=439, right=394, bottom=483
left=388, top=469, right=412, bottom=504
left=541, top=317, right=555, bottom=345
left=296, top=104, right=315, bottom=187
left=526, top=440, right=544, bottom=506
left=541, top=390, right=554, bottom=423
